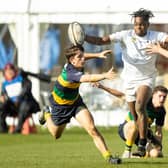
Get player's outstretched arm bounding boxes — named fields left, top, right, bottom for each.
left=80, top=67, right=116, bottom=82
left=85, top=34, right=111, bottom=45
left=84, top=50, right=112, bottom=60
left=93, top=82, right=125, bottom=98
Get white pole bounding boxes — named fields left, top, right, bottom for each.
left=29, top=15, right=40, bottom=101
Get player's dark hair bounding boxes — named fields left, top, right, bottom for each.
left=65, top=44, right=84, bottom=61
left=3, top=63, right=18, bottom=80
left=130, top=8, right=154, bottom=22
left=153, top=85, right=168, bottom=94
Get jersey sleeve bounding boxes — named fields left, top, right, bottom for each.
left=68, top=70, right=83, bottom=82
left=109, top=30, right=128, bottom=43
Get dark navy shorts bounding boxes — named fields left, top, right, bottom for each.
left=118, top=121, right=139, bottom=145
left=118, top=121, right=127, bottom=141
left=50, top=96, right=87, bottom=125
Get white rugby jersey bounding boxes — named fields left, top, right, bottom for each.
left=109, top=30, right=168, bottom=81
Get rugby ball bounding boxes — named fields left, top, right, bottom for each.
left=68, top=22, right=85, bottom=46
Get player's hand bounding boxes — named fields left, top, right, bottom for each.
left=146, top=42, right=161, bottom=54
left=91, top=82, right=102, bottom=88
left=104, top=67, right=117, bottom=80
left=99, top=50, right=112, bottom=59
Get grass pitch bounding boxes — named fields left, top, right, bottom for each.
left=0, top=126, right=168, bottom=168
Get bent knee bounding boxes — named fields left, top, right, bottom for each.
left=135, top=103, right=146, bottom=115
left=125, top=121, right=137, bottom=133
left=135, top=105, right=143, bottom=113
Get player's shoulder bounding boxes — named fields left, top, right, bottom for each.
left=64, top=63, right=82, bottom=75
left=64, top=63, right=75, bottom=71
left=118, top=29, right=134, bottom=37
left=148, top=30, right=167, bottom=36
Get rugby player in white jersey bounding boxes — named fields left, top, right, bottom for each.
left=85, top=8, right=168, bottom=157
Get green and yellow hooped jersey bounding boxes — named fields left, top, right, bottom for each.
left=52, top=63, right=83, bottom=105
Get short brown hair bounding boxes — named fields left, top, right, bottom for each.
left=153, top=85, right=168, bottom=94
left=64, top=44, right=84, bottom=61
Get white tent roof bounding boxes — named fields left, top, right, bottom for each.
left=0, top=0, right=167, bottom=13
left=0, top=0, right=168, bottom=23
left=0, top=0, right=168, bottom=101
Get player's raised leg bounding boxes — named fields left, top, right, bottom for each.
left=38, top=106, right=66, bottom=139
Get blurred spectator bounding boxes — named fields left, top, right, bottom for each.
left=113, top=42, right=123, bottom=68
left=40, top=25, right=60, bottom=74
left=0, top=26, right=15, bottom=70
left=0, top=63, right=40, bottom=133
left=84, top=24, right=104, bottom=73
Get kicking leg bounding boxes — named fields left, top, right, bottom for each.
left=46, top=116, right=66, bottom=139
left=38, top=106, right=66, bottom=139
left=75, top=108, right=121, bottom=164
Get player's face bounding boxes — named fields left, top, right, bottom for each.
left=4, top=67, right=16, bottom=80
left=133, top=17, right=149, bottom=37
left=152, top=91, right=167, bottom=108
left=70, top=50, right=85, bottom=69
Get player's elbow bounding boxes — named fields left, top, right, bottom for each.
left=102, top=36, right=111, bottom=44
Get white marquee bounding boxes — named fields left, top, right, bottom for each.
left=0, top=0, right=168, bottom=100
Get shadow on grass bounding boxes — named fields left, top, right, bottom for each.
left=124, top=160, right=168, bottom=165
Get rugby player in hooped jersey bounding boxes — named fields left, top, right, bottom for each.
left=38, top=44, right=121, bottom=164
left=85, top=8, right=168, bottom=157
left=92, top=82, right=167, bottom=158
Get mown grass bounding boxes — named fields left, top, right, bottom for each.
left=0, top=126, right=168, bottom=168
